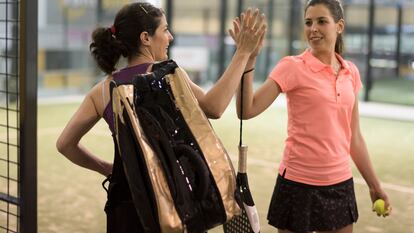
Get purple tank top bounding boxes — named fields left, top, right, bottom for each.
left=102, top=63, right=151, bottom=133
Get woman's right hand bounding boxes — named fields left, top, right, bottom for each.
left=229, top=8, right=267, bottom=56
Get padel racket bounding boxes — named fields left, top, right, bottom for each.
left=223, top=71, right=260, bottom=233
left=223, top=144, right=260, bottom=233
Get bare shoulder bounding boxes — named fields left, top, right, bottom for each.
left=88, top=75, right=113, bottom=116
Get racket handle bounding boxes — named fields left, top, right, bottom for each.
left=238, top=144, right=248, bottom=173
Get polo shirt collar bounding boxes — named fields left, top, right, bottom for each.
left=301, top=48, right=351, bottom=74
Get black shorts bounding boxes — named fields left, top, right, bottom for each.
left=267, top=174, right=358, bottom=233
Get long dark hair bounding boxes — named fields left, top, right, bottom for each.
left=305, top=0, right=345, bottom=54
left=90, top=2, right=164, bottom=74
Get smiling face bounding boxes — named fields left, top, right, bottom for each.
left=304, top=4, right=344, bottom=54
left=148, top=14, right=173, bottom=61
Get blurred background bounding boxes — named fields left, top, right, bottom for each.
left=31, top=0, right=414, bottom=104
left=1, top=0, right=414, bottom=233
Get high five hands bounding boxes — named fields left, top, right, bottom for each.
left=229, top=8, right=267, bottom=58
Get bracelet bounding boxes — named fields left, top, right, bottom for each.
left=242, top=68, right=255, bottom=76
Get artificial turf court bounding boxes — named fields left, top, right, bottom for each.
left=34, top=100, right=414, bottom=233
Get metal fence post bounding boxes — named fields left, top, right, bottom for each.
left=19, top=0, right=38, bottom=232
left=364, top=0, right=375, bottom=102
left=218, top=0, right=228, bottom=80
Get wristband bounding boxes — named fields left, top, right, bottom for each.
left=243, top=68, right=255, bottom=76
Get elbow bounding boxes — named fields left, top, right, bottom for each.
left=203, top=104, right=225, bottom=119
left=56, top=136, right=70, bottom=155
left=236, top=110, right=253, bottom=120
left=236, top=112, right=243, bottom=120
left=351, top=132, right=363, bottom=147
left=237, top=115, right=253, bottom=120
left=207, top=109, right=223, bottom=119
left=350, top=134, right=364, bottom=153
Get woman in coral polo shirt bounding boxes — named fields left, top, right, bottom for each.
left=234, top=0, right=391, bottom=232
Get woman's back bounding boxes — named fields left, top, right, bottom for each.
left=100, top=63, right=151, bottom=132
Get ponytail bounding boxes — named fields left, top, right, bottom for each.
left=89, top=3, right=164, bottom=75
left=89, top=27, right=126, bottom=75
left=335, top=33, right=344, bottom=55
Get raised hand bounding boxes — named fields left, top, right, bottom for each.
left=229, top=8, right=267, bottom=57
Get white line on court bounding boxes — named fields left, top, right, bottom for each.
left=228, top=155, right=414, bottom=195
left=25, top=127, right=414, bottom=195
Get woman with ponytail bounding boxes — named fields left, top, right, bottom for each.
left=56, top=2, right=265, bottom=232
left=233, top=0, right=392, bottom=232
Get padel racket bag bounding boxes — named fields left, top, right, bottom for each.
left=110, top=60, right=241, bottom=233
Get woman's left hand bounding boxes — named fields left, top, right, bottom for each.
left=370, top=187, right=392, bottom=217
left=251, top=28, right=266, bottom=58
left=230, top=15, right=266, bottom=58
left=229, top=8, right=267, bottom=57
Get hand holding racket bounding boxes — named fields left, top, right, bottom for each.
left=223, top=16, right=261, bottom=230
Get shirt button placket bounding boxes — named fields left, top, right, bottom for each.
left=336, top=78, right=341, bottom=103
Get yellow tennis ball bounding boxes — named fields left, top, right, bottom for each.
left=373, top=199, right=386, bottom=215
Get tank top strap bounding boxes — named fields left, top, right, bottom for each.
left=101, top=79, right=107, bottom=112
left=112, top=63, right=152, bottom=81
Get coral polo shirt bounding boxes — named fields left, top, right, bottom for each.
left=269, top=49, right=362, bottom=186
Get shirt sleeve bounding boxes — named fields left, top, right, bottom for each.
left=268, top=56, right=297, bottom=93
left=348, top=61, right=363, bottom=94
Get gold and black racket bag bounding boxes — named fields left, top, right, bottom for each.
left=111, top=60, right=240, bottom=233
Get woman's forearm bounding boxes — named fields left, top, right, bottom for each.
left=57, top=141, right=112, bottom=176
left=236, top=57, right=256, bottom=119
left=199, top=50, right=251, bottom=118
